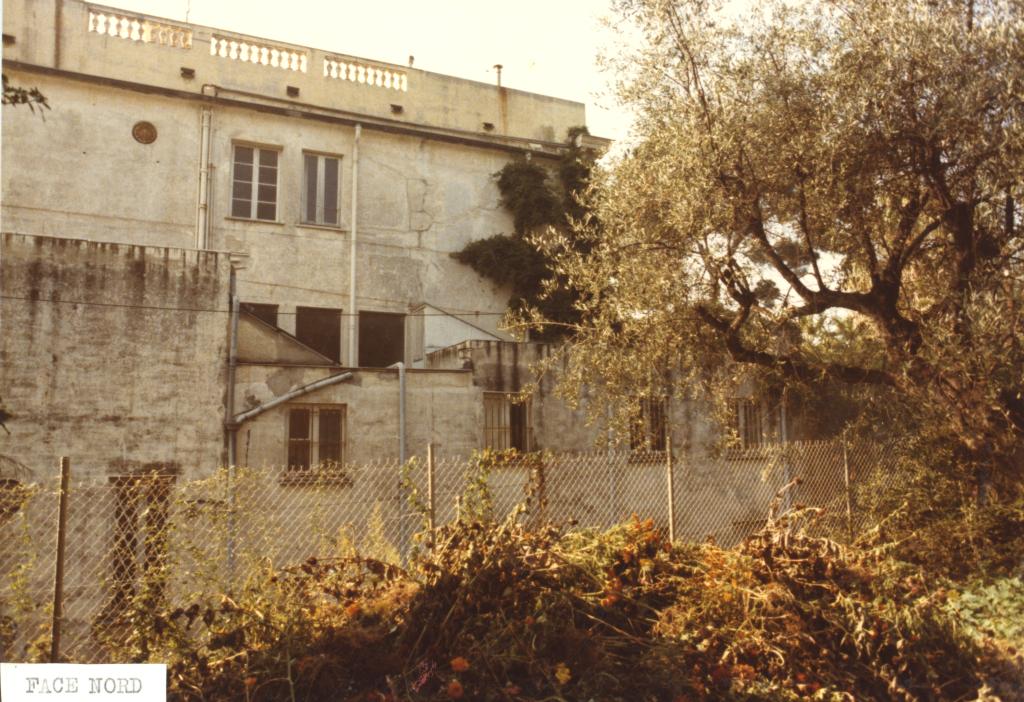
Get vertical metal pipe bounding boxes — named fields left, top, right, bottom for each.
left=196, top=87, right=215, bottom=249
left=53, top=0, right=63, bottom=69
left=226, top=268, right=239, bottom=468
left=427, top=443, right=435, bottom=544
left=666, top=435, right=676, bottom=543
left=50, top=456, right=70, bottom=661
left=842, top=432, right=854, bottom=542
left=348, top=124, right=361, bottom=366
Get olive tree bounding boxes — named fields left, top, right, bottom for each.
left=532, top=0, right=1023, bottom=486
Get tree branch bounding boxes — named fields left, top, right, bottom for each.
left=696, top=305, right=895, bottom=386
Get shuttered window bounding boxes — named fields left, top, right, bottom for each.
left=302, top=153, right=342, bottom=226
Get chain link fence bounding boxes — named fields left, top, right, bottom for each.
left=0, top=439, right=895, bottom=663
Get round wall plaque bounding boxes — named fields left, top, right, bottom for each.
left=132, top=121, right=157, bottom=144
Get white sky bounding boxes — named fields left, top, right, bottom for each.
left=105, top=0, right=634, bottom=142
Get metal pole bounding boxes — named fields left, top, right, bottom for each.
left=666, top=436, right=676, bottom=543
left=842, top=433, right=854, bottom=542
left=50, top=457, right=70, bottom=661
left=426, top=443, right=436, bottom=545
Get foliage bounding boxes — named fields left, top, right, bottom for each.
left=452, top=129, right=599, bottom=340
left=946, top=577, right=1024, bottom=646
left=108, top=506, right=1023, bottom=701
left=531, top=0, right=1024, bottom=482
left=2, top=75, right=48, bottom=112
left=852, top=450, right=1024, bottom=581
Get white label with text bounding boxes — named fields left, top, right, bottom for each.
left=0, top=663, right=166, bottom=701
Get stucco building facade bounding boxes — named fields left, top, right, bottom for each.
left=1, top=0, right=620, bottom=481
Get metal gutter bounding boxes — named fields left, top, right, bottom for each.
left=231, top=371, right=354, bottom=425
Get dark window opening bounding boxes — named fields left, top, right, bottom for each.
left=287, top=408, right=312, bottom=470
left=358, top=311, right=405, bottom=367
left=731, top=399, right=765, bottom=449
left=630, top=397, right=667, bottom=452
left=484, top=392, right=532, bottom=452
left=296, top=306, right=342, bottom=363
left=286, top=406, right=346, bottom=474
left=241, top=302, right=279, bottom=328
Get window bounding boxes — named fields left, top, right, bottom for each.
left=630, top=397, right=667, bottom=452
left=483, top=392, right=532, bottom=452
left=358, top=311, right=405, bottom=367
left=732, top=398, right=765, bottom=449
left=232, top=144, right=279, bottom=221
left=241, top=302, right=279, bottom=328
left=302, top=153, right=342, bottom=226
left=296, top=306, right=342, bottom=363
left=286, top=405, right=345, bottom=472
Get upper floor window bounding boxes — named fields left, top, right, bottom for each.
left=232, top=145, right=279, bottom=221
left=302, top=153, right=342, bottom=227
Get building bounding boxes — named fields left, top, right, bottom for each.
left=1, top=0, right=628, bottom=482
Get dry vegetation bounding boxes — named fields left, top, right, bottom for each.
left=107, top=487, right=1023, bottom=702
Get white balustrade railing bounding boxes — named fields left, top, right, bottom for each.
left=210, top=35, right=308, bottom=73
left=87, top=10, right=192, bottom=49
left=324, top=57, right=408, bottom=92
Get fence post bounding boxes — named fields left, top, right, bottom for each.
left=666, top=436, right=676, bottom=543
left=426, top=443, right=436, bottom=546
left=842, top=433, right=854, bottom=542
left=50, top=456, right=70, bottom=662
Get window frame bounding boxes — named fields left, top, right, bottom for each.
left=730, top=398, right=766, bottom=450
left=629, top=396, right=668, bottom=454
left=230, top=142, right=281, bottom=222
left=300, top=151, right=344, bottom=228
left=284, top=404, right=347, bottom=474
left=483, top=391, right=533, bottom=452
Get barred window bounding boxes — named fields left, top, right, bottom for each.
left=483, top=392, right=532, bottom=452
left=732, top=398, right=765, bottom=449
left=630, top=396, right=667, bottom=452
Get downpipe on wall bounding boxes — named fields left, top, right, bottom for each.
left=348, top=123, right=361, bottom=366
left=196, top=85, right=216, bottom=249
left=388, top=362, right=406, bottom=463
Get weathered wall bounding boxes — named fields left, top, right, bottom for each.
left=0, top=233, right=230, bottom=481
left=233, top=364, right=481, bottom=465
left=2, top=0, right=599, bottom=364
left=426, top=340, right=725, bottom=457
left=2, top=0, right=587, bottom=142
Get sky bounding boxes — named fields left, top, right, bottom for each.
left=104, top=0, right=634, bottom=142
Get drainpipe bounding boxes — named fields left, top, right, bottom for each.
left=233, top=371, right=354, bottom=425
left=348, top=124, right=361, bottom=366
left=197, top=85, right=216, bottom=249
left=226, top=268, right=240, bottom=467
left=53, top=0, right=62, bottom=69
left=388, top=362, right=406, bottom=463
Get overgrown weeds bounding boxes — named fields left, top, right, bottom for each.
left=107, top=499, right=1022, bottom=701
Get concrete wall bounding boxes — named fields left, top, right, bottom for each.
left=233, top=364, right=482, bottom=465
left=2, top=0, right=586, bottom=143
left=2, top=0, right=600, bottom=364
left=0, top=233, right=231, bottom=481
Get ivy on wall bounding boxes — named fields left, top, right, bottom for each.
left=452, top=127, right=597, bottom=341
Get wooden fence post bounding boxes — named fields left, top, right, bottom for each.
left=50, top=456, right=70, bottom=661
